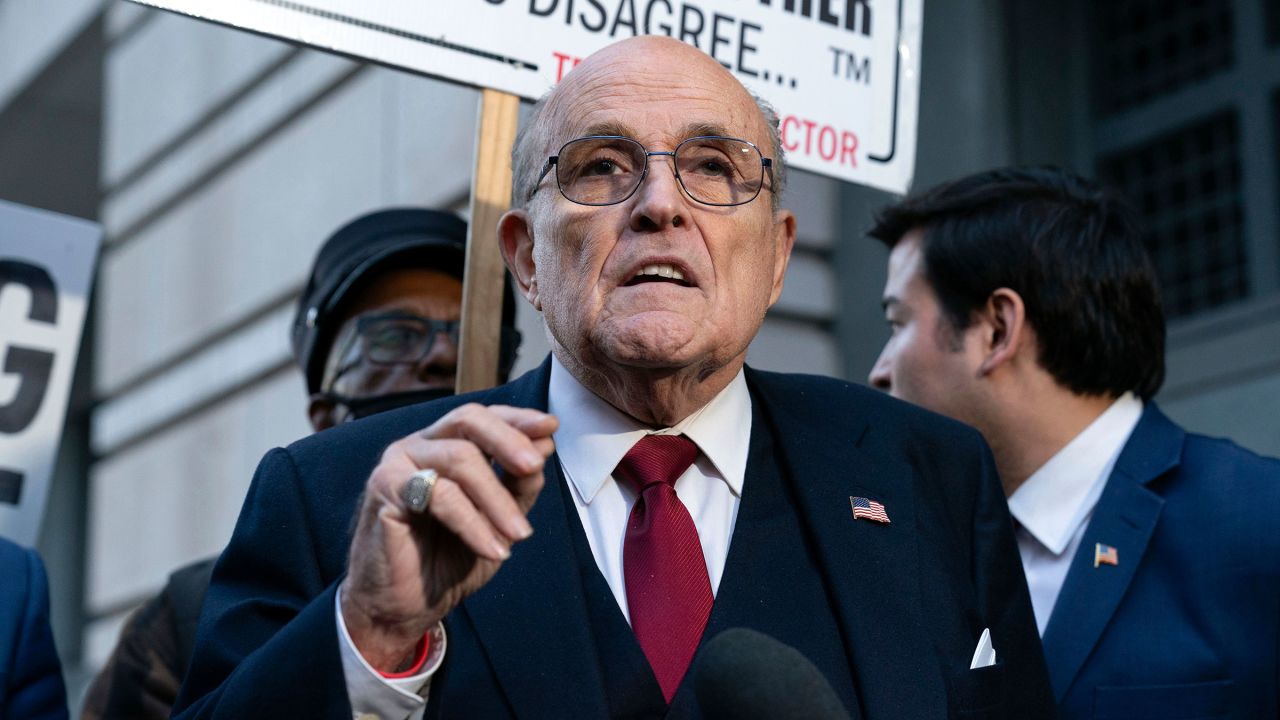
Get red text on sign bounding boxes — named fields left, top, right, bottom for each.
left=553, top=52, right=584, bottom=81
left=781, top=115, right=858, bottom=168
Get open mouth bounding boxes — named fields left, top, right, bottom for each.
left=623, top=263, right=694, bottom=288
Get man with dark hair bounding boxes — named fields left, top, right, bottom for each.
left=869, top=166, right=1280, bottom=719
left=82, top=208, right=520, bottom=720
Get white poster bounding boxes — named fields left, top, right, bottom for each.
left=0, top=200, right=101, bottom=545
left=130, top=0, right=922, bottom=193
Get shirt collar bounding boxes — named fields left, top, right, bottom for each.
left=547, top=355, right=751, bottom=505
left=1007, top=392, right=1144, bottom=555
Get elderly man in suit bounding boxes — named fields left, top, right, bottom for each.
left=868, top=166, right=1280, bottom=719
left=0, top=537, right=68, bottom=720
left=174, top=37, right=1053, bottom=719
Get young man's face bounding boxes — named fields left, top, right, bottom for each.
left=869, top=228, right=986, bottom=426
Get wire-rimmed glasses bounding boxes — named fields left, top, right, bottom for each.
left=535, top=135, right=773, bottom=207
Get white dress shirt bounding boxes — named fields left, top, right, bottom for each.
left=1006, top=392, right=1143, bottom=636
left=336, top=356, right=752, bottom=718
left=549, top=355, right=751, bottom=620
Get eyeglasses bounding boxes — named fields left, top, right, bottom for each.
left=328, top=312, right=460, bottom=386
left=534, top=135, right=773, bottom=207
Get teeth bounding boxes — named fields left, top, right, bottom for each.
left=636, top=264, right=686, bottom=282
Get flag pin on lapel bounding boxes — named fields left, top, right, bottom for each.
left=1094, top=543, right=1119, bottom=568
left=850, top=496, right=890, bottom=524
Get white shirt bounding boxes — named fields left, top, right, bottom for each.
left=549, top=355, right=751, bottom=620
left=336, top=356, right=752, bottom=718
left=1006, top=393, right=1143, bottom=636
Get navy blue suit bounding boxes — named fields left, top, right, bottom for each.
left=1044, top=404, right=1280, bottom=719
left=175, top=361, right=1053, bottom=719
left=0, top=538, right=68, bottom=720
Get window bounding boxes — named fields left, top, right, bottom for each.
left=1092, top=0, right=1234, bottom=115
left=1099, top=111, right=1248, bottom=317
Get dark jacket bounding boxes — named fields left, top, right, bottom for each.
left=81, top=558, right=214, bottom=720
left=175, top=359, right=1054, bottom=719
left=0, top=538, right=68, bottom=720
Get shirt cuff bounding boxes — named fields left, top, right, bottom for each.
left=335, top=588, right=447, bottom=720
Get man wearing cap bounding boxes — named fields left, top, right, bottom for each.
left=176, top=37, right=1051, bottom=719
left=82, top=208, right=520, bottom=720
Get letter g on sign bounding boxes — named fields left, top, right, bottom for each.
left=0, top=260, right=57, bottom=435
left=0, top=260, right=58, bottom=506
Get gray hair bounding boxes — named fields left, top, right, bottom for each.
left=510, top=90, right=787, bottom=212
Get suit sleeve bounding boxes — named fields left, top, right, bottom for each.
left=6, top=547, right=69, bottom=720
left=172, top=447, right=353, bottom=720
left=967, top=434, right=1057, bottom=717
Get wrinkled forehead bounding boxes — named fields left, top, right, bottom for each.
left=543, top=52, right=766, bottom=150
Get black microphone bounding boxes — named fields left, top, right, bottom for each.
left=693, top=627, right=853, bottom=720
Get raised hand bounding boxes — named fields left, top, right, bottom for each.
left=339, top=404, right=558, bottom=671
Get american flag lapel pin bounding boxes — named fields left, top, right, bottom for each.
left=1094, top=543, right=1119, bottom=568
left=850, top=496, right=890, bottom=524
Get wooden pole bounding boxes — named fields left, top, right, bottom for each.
left=456, top=88, right=520, bottom=394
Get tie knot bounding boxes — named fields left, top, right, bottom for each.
left=615, top=434, right=699, bottom=491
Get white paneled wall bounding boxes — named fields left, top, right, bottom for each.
left=87, top=371, right=309, bottom=615
left=103, top=9, right=295, bottom=186
left=0, top=0, right=102, bottom=113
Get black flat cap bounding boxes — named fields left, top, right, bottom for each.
left=291, top=208, right=468, bottom=395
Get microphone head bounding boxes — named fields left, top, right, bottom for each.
left=693, top=627, right=852, bottom=720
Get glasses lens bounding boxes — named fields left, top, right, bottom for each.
left=675, top=137, right=763, bottom=206
left=360, top=316, right=436, bottom=364
left=555, top=137, right=646, bottom=205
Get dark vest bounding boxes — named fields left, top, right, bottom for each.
left=558, top=395, right=862, bottom=720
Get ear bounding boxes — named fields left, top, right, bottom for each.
left=976, top=288, right=1028, bottom=376
left=766, top=209, right=798, bottom=306
left=308, top=393, right=339, bottom=432
left=498, top=208, right=541, bottom=311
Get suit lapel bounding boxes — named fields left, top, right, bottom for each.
left=746, top=370, right=942, bottom=718
left=1040, top=405, right=1183, bottom=701
left=456, top=359, right=611, bottom=719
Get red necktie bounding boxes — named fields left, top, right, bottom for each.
left=615, top=434, right=713, bottom=703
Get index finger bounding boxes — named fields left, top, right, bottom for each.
left=486, top=405, right=559, bottom=440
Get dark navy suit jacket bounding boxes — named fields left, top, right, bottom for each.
left=1044, top=404, right=1280, bottom=719
left=0, top=538, right=68, bottom=720
left=175, top=361, right=1054, bottom=719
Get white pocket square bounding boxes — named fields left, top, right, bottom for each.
left=969, top=627, right=997, bottom=669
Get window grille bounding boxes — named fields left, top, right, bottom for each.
left=1099, top=111, right=1248, bottom=317
left=1092, top=0, right=1235, bottom=115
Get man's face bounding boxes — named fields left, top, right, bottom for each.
left=869, top=229, right=985, bottom=424
left=512, top=37, right=795, bottom=377
left=311, top=267, right=462, bottom=429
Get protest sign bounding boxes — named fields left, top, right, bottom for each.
left=130, top=0, right=922, bottom=193
left=0, top=200, right=101, bottom=544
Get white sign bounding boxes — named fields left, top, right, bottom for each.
left=130, top=0, right=922, bottom=193
left=0, top=200, right=101, bottom=545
